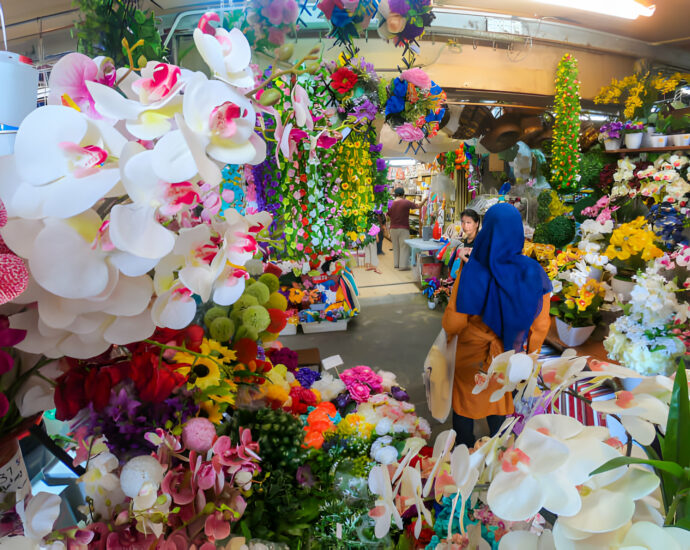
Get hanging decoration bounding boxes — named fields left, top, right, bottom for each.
left=244, top=0, right=300, bottom=51
left=384, top=67, right=446, bottom=153
left=316, top=0, right=380, bottom=47
left=377, top=0, right=435, bottom=66
left=551, top=53, right=582, bottom=191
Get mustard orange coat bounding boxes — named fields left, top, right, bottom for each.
left=442, top=274, right=551, bottom=419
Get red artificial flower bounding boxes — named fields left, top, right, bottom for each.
left=146, top=325, right=204, bottom=353
left=317, top=0, right=345, bottom=19
left=54, top=363, right=126, bottom=421
left=330, top=67, right=358, bottom=94
left=129, top=350, right=187, bottom=403
left=234, top=338, right=258, bottom=366
left=287, top=386, right=317, bottom=415
left=266, top=309, right=288, bottom=334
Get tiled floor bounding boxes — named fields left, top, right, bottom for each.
left=351, top=238, right=420, bottom=299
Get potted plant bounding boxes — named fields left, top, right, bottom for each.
left=650, top=113, right=672, bottom=147
left=598, top=121, right=624, bottom=151
left=603, top=217, right=664, bottom=301
left=622, top=121, right=645, bottom=149
left=667, top=113, right=690, bottom=146
left=550, top=279, right=606, bottom=347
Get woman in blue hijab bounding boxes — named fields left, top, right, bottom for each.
left=442, top=203, right=552, bottom=448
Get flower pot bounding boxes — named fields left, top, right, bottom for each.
left=650, top=134, right=668, bottom=148
left=611, top=277, right=635, bottom=302
left=603, top=138, right=621, bottom=151
left=427, top=300, right=436, bottom=310
left=555, top=318, right=596, bottom=347
left=0, top=436, right=31, bottom=503
left=624, top=132, right=643, bottom=149
left=587, top=267, right=603, bottom=282
left=670, top=133, right=690, bottom=147
left=642, top=126, right=655, bottom=147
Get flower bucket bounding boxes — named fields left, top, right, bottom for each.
left=650, top=134, right=668, bottom=147
left=427, top=300, right=436, bottom=310
left=603, top=138, right=621, bottom=151
left=611, top=277, right=635, bottom=302
left=0, top=436, right=31, bottom=503
left=670, top=133, right=690, bottom=147
left=624, top=132, right=643, bottom=149
left=555, top=318, right=595, bottom=347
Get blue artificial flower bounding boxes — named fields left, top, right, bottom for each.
left=330, top=7, right=353, bottom=28
left=385, top=95, right=405, bottom=116
left=393, top=77, right=408, bottom=97
left=426, top=107, right=445, bottom=123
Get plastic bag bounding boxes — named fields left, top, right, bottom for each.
left=423, top=329, right=457, bottom=422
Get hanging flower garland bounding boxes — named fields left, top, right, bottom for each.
left=384, top=67, right=445, bottom=149
left=378, top=0, right=435, bottom=64
left=551, top=53, right=582, bottom=191
left=326, top=55, right=385, bottom=128
left=316, top=0, right=380, bottom=46
left=244, top=0, right=300, bottom=50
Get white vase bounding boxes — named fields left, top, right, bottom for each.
left=555, top=318, right=596, bottom=347
left=642, top=128, right=655, bottom=147
left=670, top=133, right=690, bottom=147
left=603, top=138, right=621, bottom=151
left=611, top=277, right=635, bottom=302
left=650, top=134, right=668, bottom=148
left=624, top=132, right=643, bottom=149
left=427, top=300, right=436, bottom=310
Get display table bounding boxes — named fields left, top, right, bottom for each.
left=404, top=238, right=444, bottom=266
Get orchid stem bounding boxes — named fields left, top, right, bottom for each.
left=115, top=38, right=146, bottom=88
left=246, top=51, right=322, bottom=97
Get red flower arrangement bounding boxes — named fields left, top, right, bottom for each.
left=330, top=67, right=358, bottom=94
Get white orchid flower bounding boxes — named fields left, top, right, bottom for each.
left=193, top=13, right=255, bottom=88
left=473, top=351, right=537, bottom=403
left=422, top=429, right=456, bottom=498
left=498, top=529, right=555, bottom=550
left=554, top=466, right=660, bottom=543
left=553, top=520, right=690, bottom=550
left=442, top=444, right=480, bottom=541
left=591, top=388, right=669, bottom=446
left=151, top=280, right=198, bottom=330
left=79, top=451, right=126, bottom=518
left=85, top=62, right=186, bottom=140
left=400, top=466, right=433, bottom=539
left=181, top=78, right=266, bottom=169
left=0, top=106, right=125, bottom=220
left=368, top=464, right=402, bottom=538
left=291, top=84, right=314, bottom=130
left=15, top=492, right=62, bottom=545
left=487, top=421, right=583, bottom=521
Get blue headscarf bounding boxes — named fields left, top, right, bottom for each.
left=456, top=203, right=551, bottom=352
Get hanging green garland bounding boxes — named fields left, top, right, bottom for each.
left=551, top=53, right=582, bottom=191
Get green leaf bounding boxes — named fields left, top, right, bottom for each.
left=664, top=361, right=690, bottom=467
left=590, top=456, right=687, bottom=480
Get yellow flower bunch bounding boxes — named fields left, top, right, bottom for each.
left=338, top=413, right=375, bottom=439
left=563, top=280, right=605, bottom=312
left=604, top=217, right=663, bottom=262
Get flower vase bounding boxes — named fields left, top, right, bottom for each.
left=603, top=138, right=621, bottom=151
left=428, top=300, right=436, bottom=310
left=624, top=132, right=643, bottom=149
left=611, top=277, right=635, bottom=302
left=642, top=127, right=655, bottom=147
left=0, top=435, right=31, bottom=503
left=555, top=318, right=595, bottom=347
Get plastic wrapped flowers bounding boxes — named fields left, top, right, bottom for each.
left=384, top=67, right=446, bottom=142
left=377, top=0, right=435, bottom=48
left=327, top=56, right=383, bottom=126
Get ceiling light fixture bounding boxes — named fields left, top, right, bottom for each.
left=534, top=0, right=655, bottom=20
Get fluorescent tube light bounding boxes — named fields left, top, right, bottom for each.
left=387, top=159, right=416, bottom=166
left=534, top=0, right=655, bottom=20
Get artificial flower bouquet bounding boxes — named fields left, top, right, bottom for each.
left=384, top=67, right=446, bottom=142
left=604, top=216, right=664, bottom=280
left=635, top=154, right=690, bottom=212
left=377, top=0, right=435, bottom=47
left=317, top=0, right=379, bottom=45
left=244, top=0, right=299, bottom=50
left=604, top=263, right=689, bottom=375
left=327, top=57, right=384, bottom=127
left=621, top=120, right=644, bottom=135
left=422, top=277, right=452, bottom=308
left=550, top=279, right=607, bottom=328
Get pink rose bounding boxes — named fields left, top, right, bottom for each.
left=386, top=13, right=407, bottom=34
left=395, top=123, right=425, bottom=142
left=347, top=381, right=372, bottom=403
left=400, top=67, right=431, bottom=89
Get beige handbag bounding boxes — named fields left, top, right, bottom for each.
left=423, top=328, right=457, bottom=422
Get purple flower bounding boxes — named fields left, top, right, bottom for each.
left=373, top=184, right=387, bottom=193
left=390, top=386, right=409, bottom=401
left=370, top=143, right=383, bottom=154
left=334, top=392, right=353, bottom=412
left=268, top=347, right=299, bottom=373
left=295, top=367, right=321, bottom=389
left=389, top=0, right=411, bottom=16
left=351, top=98, right=378, bottom=123
left=296, top=464, right=315, bottom=487
left=376, top=158, right=387, bottom=171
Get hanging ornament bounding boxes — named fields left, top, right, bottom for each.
left=551, top=53, right=581, bottom=191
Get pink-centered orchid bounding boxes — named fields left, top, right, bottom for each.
left=193, top=13, right=255, bottom=88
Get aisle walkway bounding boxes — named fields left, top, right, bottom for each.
left=351, top=239, right=419, bottom=299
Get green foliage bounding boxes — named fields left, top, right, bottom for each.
left=245, top=281, right=270, bottom=305
left=533, top=223, right=550, bottom=244
left=73, top=0, right=166, bottom=67
left=572, top=194, right=599, bottom=223
left=258, top=273, right=280, bottom=294
left=537, top=190, right=553, bottom=223
left=209, top=316, right=234, bottom=342
left=533, top=215, right=576, bottom=248
left=579, top=147, right=609, bottom=189
left=203, top=306, right=229, bottom=327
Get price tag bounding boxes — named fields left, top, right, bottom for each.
left=0, top=447, right=30, bottom=503
left=321, top=355, right=344, bottom=371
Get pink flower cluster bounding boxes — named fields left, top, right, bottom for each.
left=340, top=365, right=383, bottom=403
left=581, top=195, right=619, bottom=224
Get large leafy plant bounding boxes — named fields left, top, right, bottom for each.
left=592, top=362, right=690, bottom=530
left=73, top=0, right=166, bottom=67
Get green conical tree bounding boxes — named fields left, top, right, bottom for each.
left=551, top=53, right=582, bottom=191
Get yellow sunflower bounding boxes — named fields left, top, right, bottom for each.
left=174, top=353, right=221, bottom=390
left=200, top=401, right=223, bottom=424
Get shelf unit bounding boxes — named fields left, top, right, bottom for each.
left=605, top=145, right=690, bottom=154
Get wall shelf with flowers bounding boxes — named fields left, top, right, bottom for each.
left=604, top=145, right=690, bottom=154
